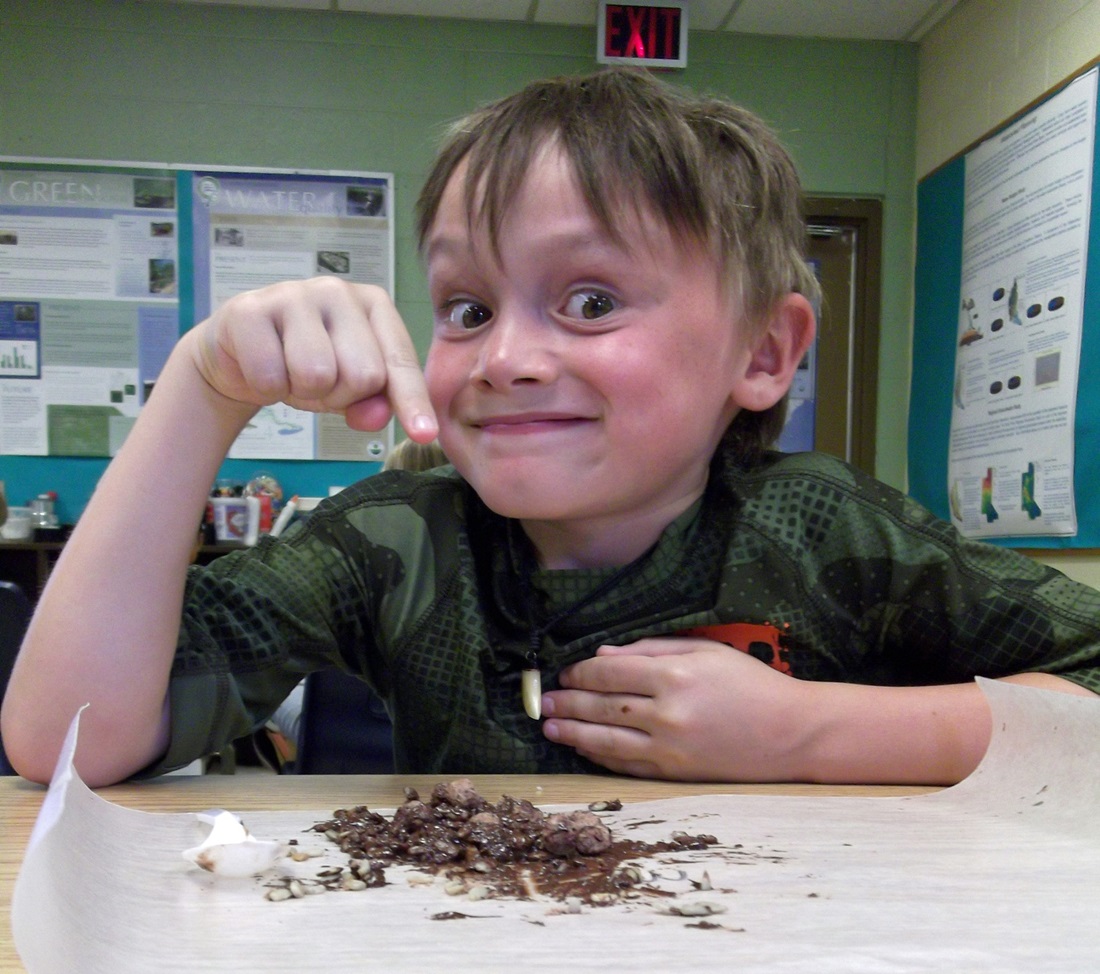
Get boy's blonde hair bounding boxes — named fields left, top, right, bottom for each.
left=416, top=67, right=819, bottom=465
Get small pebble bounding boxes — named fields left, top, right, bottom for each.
left=668, top=901, right=727, bottom=917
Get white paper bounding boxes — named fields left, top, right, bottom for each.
left=12, top=679, right=1100, bottom=973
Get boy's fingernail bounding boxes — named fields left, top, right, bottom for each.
left=540, top=694, right=554, bottom=716
left=542, top=719, right=559, bottom=741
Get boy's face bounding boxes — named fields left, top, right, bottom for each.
left=423, top=146, right=758, bottom=566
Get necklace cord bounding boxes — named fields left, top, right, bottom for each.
left=522, top=547, right=655, bottom=668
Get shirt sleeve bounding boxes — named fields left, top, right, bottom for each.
left=139, top=473, right=455, bottom=777
left=857, top=483, right=1100, bottom=693
left=744, top=453, right=1100, bottom=695
left=143, top=517, right=376, bottom=775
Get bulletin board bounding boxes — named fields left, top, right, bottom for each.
left=0, top=159, right=394, bottom=521
left=910, top=61, right=1100, bottom=548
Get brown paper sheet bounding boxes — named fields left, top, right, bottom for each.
left=12, top=679, right=1100, bottom=972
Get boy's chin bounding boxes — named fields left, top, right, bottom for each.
left=466, top=474, right=584, bottom=523
left=476, top=489, right=571, bottom=522
left=451, top=453, right=611, bottom=522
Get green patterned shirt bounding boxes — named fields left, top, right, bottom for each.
left=155, top=448, right=1100, bottom=776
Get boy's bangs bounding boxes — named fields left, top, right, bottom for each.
left=429, top=70, right=714, bottom=259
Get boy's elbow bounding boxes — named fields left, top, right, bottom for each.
left=1, top=704, right=56, bottom=785
left=5, top=751, right=54, bottom=786
left=1, top=644, right=73, bottom=783
left=1, top=694, right=160, bottom=787
left=4, top=735, right=147, bottom=788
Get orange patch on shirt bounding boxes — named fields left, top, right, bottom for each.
left=678, top=622, right=792, bottom=675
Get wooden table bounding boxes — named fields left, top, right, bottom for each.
left=0, top=773, right=933, bottom=973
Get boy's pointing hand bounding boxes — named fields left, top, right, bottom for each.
left=190, top=276, right=438, bottom=441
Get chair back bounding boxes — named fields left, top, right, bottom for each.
left=0, top=581, right=32, bottom=774
left=293, top=669, right=395, bottom=774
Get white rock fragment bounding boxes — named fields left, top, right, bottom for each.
left=182, top=809, right=286, bottom=877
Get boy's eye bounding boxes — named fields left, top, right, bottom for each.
left=445, top=300, right=493, bottom=329
left=564, top=291, right=617, bottom=321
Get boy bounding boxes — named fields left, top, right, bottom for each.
left=4, top=68, right=1098, bottom=788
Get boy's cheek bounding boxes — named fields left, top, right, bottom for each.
left=423, top=356, right=469, bottom=416
left=422, top=374, right=454, bottom=428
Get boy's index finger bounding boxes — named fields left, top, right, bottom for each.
left=384, top=359, right=439, bottom=441
left=353, top=283, right=438, bottom=440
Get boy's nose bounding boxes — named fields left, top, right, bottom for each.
left=472, top=308, right=557, bottom=387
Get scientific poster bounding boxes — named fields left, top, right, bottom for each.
left=947, top=68, right=1097, bottom=538
left=189, top=170, right=393, bottom=462
left=0, top=162, right=394, bottom=463
left=0, top=167, right=178, bottom=456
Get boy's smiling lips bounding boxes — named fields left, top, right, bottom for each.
left=469, top=410, right=596, bottom=434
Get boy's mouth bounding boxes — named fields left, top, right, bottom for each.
left=471, top=412, right=593, bottom=435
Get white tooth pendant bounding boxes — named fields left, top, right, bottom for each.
left=522, top=667, right=542, bottom=720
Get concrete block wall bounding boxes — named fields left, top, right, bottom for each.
left=918, top=0, right=1100, bottom=177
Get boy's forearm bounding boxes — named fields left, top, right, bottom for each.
left=1, top=333, right=257, bottom=786
left=791, top=673, right=1094, bottom=785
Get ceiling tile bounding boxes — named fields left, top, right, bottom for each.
left=338, top=0, right=533, bottom=20
left=724, top=0, right=948, bottom=41
left=530, top=0, right=596, bottom=26
left=680, top=1, right=739, bottom=33
left=173, top=0, right=329, bottom=7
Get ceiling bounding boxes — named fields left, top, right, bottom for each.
left=164, top=0, right=963, bottom=43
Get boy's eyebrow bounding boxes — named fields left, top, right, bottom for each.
left=426, top=224, right=636, bottom=267
left=424, top=234, right=467, bottom=262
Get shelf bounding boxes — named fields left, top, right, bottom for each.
left=0, top=538, right=243, bottom=604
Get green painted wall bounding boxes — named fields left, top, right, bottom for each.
left=0, top=0, right=918, bottom=514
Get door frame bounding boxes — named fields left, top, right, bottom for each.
left=803, top=196, right=883, bottom=476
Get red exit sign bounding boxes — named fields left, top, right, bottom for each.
left=597, top=2, right=688, bottom=69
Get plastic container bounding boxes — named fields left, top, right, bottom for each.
left=0, top=506, right=33, bottom=540
left=211, top=496, right=261, bottom=546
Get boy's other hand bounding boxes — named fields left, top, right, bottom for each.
left=190, top=277, right=438, bottom=440
left=542, top=638, right=806, bottom=781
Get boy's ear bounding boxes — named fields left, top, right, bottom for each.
left=730, top=293, right=817, bottom=412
